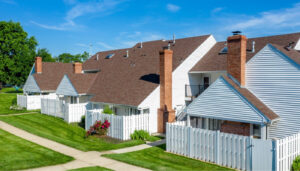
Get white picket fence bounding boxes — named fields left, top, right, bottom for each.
left=276, top=131, right=300, bottom=171
left=166, top=122, right=251, bottom=171
left=41, top=98, right=89, bottom=123
left=86, top=110, right=150, bottom=140
left=17, top=94, right=55, bottom=110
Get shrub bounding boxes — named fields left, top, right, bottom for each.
left=86, top=120, right=111, bottom=137
left=293, top=156, right=300, bottom=171
left=130, top=130, right=150, bottom=141
left=103, top=105, right=114, bottom=114
left=78, top=115, right=85, bottom=128
left=11, top=97, right=17, bottom=106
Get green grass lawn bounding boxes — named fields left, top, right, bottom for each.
left=0, top=128, right=73, bottom=171
left=103, top=144, right=233, bottom=171
left=68, top=166, right=112, bottom=171
left=0, top=92, right=28, bottom=115
left=0, top=113, right=145, bottom=151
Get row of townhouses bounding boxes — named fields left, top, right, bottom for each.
left=19, top=32, right=300, bottom=170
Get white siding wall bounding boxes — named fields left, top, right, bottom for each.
left=187, top=77, right=267, bottom=124
left=295, top=38, right=300, bottom=50
left=23, top=75, right=40, bottom=93
left=56, top=75, right=78, bottom=96
left=138, top=35, right=217, bottom=133
left=246, top=44, right=300, bottom=138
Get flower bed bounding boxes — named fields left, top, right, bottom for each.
left=86, top=120, right=110, bottom=137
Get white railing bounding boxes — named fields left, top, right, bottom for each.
left=166, top=122, right=251, bottom=171
left=86, top=110, right=150, bottom=140
left=17, top=94, right=56, bottom=110
left=276, top=132, right=300, bottom=171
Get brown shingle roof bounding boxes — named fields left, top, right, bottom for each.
left=223, top=76, right=279, bottom=121
left=67, top=73, right=98, bottom=94
left=191, top=32, right=300, bottom=72
left=85, top=35, right=210, bottom=106
left=33, top=62, right=74, bottom=91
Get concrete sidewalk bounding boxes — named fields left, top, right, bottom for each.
left=0, top=120, right=164, bottom=171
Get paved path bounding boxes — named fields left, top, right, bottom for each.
left=0, top=120, right=165, bottom=171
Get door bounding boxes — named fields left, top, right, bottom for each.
left=204, top=77, right=210, bottom=89
left=251, top=139, right=274, bottom=171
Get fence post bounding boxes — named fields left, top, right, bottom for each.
left=216, top=130, right=220, bottom=165
left=188, top=126, right=193, bottom=158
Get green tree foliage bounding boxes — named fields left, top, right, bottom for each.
left=0, top=21, right=38, bottom=86
left=36, top=48, right=55, bottom=62
left=56, top=51, right=89, bottom=63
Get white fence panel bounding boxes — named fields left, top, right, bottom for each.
left=65, top=103, right=88, bottom=123
left=17, top=94, right=56, bottom=110
left=86, top=110, right=150, bottom=140
left=41, top=98, right=64, bottom=119
left=276, top=132, right=300, bottom=171
left=17, top=94, right=27, bottom=108
left=166, top=123, right=251, bottom=171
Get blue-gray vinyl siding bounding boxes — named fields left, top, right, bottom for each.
left=23, top=75, right=40, bottom=93
left=56, top=75, right=78, bottom=96
left=186, top=77, right=268, bottom=124
left=246, top=44, right=300, bottom=138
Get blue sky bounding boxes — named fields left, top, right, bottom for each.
left=1, top=0, right=300, bottom=56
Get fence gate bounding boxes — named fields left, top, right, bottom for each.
left=252, top=139, right=274, bottom=171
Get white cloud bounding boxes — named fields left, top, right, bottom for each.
left=167, top=4, right=180, bottom=12
left=212, top=7, right=223, bottom=14
left=0, top=0, right=16, bottom=4
left=97, top=42, right=114, bottom=50
left=32, top=0, right=123, bottom=31
left=231, top=3, right=300, bottom=30
left=116, top=32, right=165, bottom=47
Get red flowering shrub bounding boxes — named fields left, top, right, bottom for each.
left=86, top=120, right=110, bottom=137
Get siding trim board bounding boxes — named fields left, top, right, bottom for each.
left=56, top=75, right=79, bottom=96
left=186, top=76, right=268, bottom=125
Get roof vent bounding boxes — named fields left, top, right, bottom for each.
left=232, top=31, right=242, bottom=35
left=140, top=42, right=143, bottom=48
left=173, top=34, right=176, bottom=44
left=252, top=41, right=255, bottom=53
left=96, top=54, right=99, bottom=60
left=126, top=50, right=129, bottom=58
left=105, top=53, right=114, bottom=59
left=285, top=42, right=295, bottom=51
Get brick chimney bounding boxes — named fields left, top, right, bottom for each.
left=227, top=34, right=247, bottom=86
left=74, top=62, right=82, bottom=74
left=157, top=49, right=175, bottom=133
left=35, top=57, right=42, bottom=74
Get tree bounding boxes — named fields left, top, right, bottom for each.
left=36, top=48, right=55, bottom=62
left=56, top=51, right=89, bottom=63
left=0, top=21, right=38, bottom=86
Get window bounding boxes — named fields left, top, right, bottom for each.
left=143, top=108, right=150, bottom=114
left=203, top=77, right=210, bottom=89
left=105, top=53, right=114, bottom=59
left=253, top=124, right=261, bottom=139
left=70, top=96, right=77, bottom=104
left=219, top=46, right=228, bottom=54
